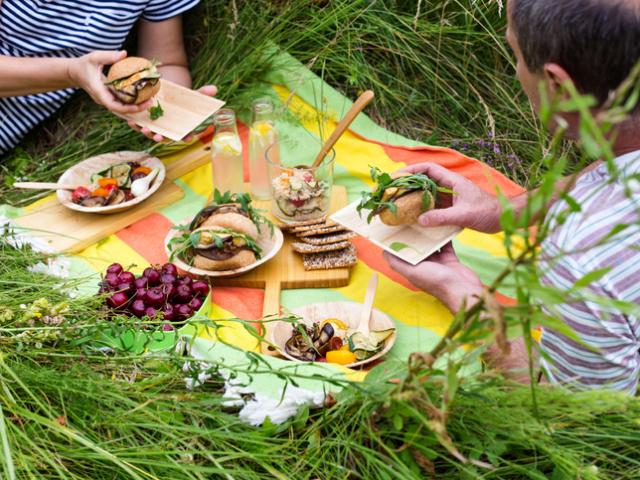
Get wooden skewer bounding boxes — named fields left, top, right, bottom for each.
left=13, top=182, right=79, bottom=191
left=311, top=90, right=375, bottom=169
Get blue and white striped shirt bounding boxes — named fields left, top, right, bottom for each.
left=539, top=150, right=640, bottom=394
left=0, top=0, right=199, bottom=154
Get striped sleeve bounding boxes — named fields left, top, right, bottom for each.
left=539, top=244, right=640, bottom=394
left=142, top=0, right=200, bottom=22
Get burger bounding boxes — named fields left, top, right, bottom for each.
left=357, top=167, right=441, bottom=226
left=190, top=203, right=259, bottom=240
left=192, top=227, right=262, bottom=271
left=106, top=56, right=161, bottom=105
left=168, top=190, right=273, bottom=272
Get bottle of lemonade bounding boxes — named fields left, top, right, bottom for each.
left=211, top=108, right=243, bottom=194
left=248, top=99, right=278, bottom=200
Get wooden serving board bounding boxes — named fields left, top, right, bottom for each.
left=210, top=185, right=351, bottom=355
left=14, top=144, right=212, bottom=253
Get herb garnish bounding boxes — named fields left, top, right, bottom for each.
left=356, top=166, right=448, bottom=223
left=149, top=102, right=164, bottom=120
left=210, top=189, right=274, bottom=235
left=168, top=226, right=262, bottom=265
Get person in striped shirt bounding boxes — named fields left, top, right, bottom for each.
left=0, top=0, right=215, bottom=152
left=386, top=0, right=640, bottom=393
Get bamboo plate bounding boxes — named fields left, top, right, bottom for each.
left=272, top=301, right=397, bottom=368
left=56, top=151, right=165, bottom=215
left=164, top=225, right=284, bottom=279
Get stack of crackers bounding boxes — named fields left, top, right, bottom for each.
left=282, top=217, right=357, bottom=271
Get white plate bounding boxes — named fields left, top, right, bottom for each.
left=272, top=301, right=397, bottom=368
left=164, top=224, right=284, bottom=278
left=57, top=151, right=165, bottom=215
left=330, top=200, right=461, bottom=265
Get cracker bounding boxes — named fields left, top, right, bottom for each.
left=291, top=220, right=337, bottom=233
left=302, top=245, right=357, bottom=270
left=291, top=241, right=351, bottom=254
left=296, top=224, right=346, bottom=237
left=280, top=217, right=327, bottom=231
left=300, top=231, right=357, bottom=245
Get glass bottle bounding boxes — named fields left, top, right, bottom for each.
left=211, top=108, right=244, bottom=195
left=248, top=98, right=278, bottom=200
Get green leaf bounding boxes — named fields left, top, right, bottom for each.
left=390, top=241, right=410, bottom=252
left=572, top=267, right=611, bottom=289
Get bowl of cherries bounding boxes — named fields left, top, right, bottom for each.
left=98, top=262, right=211, bottom=352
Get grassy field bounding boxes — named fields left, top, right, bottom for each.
left=2, top=1, right=639, bottom=479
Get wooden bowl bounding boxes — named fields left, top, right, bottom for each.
left=57, top=151, right=165, bottom=214
left=272, top=301, right=397, bottom=368
left=164, top=225, right=284, bottom=278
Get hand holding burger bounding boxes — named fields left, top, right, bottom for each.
left=357, top=167, right=447, bottom=226
left=67, top=50, right=154, bottom=115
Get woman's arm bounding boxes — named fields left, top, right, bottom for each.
left=137, top=16, right=191, bottom=87
left=0, top=51, right=149, bottom=114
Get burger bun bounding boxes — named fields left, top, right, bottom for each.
left=107, top=56, right=160, bottom=105
left=379, top=190, right=434, bottom=226
left=193, top=249, right=257, bottom=271
left=202, top=212, right=259, bottom=239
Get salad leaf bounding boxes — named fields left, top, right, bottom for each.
left=149, top=102, right=164, bottom=121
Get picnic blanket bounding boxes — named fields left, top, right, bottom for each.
left=2, top=51, right=525, bottom=425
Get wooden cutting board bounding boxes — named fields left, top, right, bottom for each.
left=14, top=144, right=212, bottom=253
left=210, top=185, right=351, bottom=355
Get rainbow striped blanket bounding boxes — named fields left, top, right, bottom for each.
left=3, top=52, right=524, bottom=424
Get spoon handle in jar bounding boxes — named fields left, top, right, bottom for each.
left=311, top=90, right=374, bottom=169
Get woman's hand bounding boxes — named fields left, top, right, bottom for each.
left=384, top=242, right=483, bottom=313
left=67, top=50, right=152, bottom=114
left=128, top=84, right=218, bottom=143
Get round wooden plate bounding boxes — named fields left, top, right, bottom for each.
left=272, top=301, right=397, bottom=368
left=57, top=151, right=165, bottom=214
left=164, top=224, right=284, bottom=278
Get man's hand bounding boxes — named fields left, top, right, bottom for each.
left=67, top=51, right=152, bottom=114
left=128, top=85, right=218, bottom=143
left=384, top=242, right=484, bottom=313
left=400, top=162, right=503, bottom=233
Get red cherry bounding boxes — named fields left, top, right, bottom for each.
left=106, top=292, right=128, bottom=309
left=118, top=271, right=135, bottom=283
left=130, top=299, right=146, bottom=318
left=191, top=281, right=210, bottom=298
left=106, top=263, right=123, bottom=275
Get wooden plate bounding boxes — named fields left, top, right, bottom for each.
left=272, top=301, right=397, bottom=368
left=164, top=225, right=284, bottom=278
left=57, top=151, right=165, bottom=215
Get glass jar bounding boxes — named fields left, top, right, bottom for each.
left=249, top=98, right=278, bottom=200
left=266, top=141, right=335, bottom=223
left=211, top=108, right=243, bottom=195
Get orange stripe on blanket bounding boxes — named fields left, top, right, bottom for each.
left=212, top=287, right=263, bottom=320
left=358, top=136, right=525, bottom=197
left=116, top=213, right=172, bottom=265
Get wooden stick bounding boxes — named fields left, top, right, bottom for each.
left=311, top=90, right=374, bottom=169
left=260, top=279, right=282, bottom=356
left=13, top=182, right=78, bottom=191
left=357, top=273, right=378, bottom=336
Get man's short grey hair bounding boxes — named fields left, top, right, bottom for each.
left=512, top=0, right=640, bottom=106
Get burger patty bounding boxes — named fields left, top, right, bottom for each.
left=112, top=78, right=159, bottom=103
left=195, top=245, right=251, bottom=261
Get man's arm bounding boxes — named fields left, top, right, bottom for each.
left=0, top=52, right=149, bottom=114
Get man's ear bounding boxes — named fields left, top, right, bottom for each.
left=543, top=63, right=573, bottom=100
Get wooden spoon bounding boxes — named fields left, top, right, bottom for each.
left=13, top=182, right=80, bottom=191
left=356, top=273, right=379, bottom=336
left=311, top=90, right=374, bottom=169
